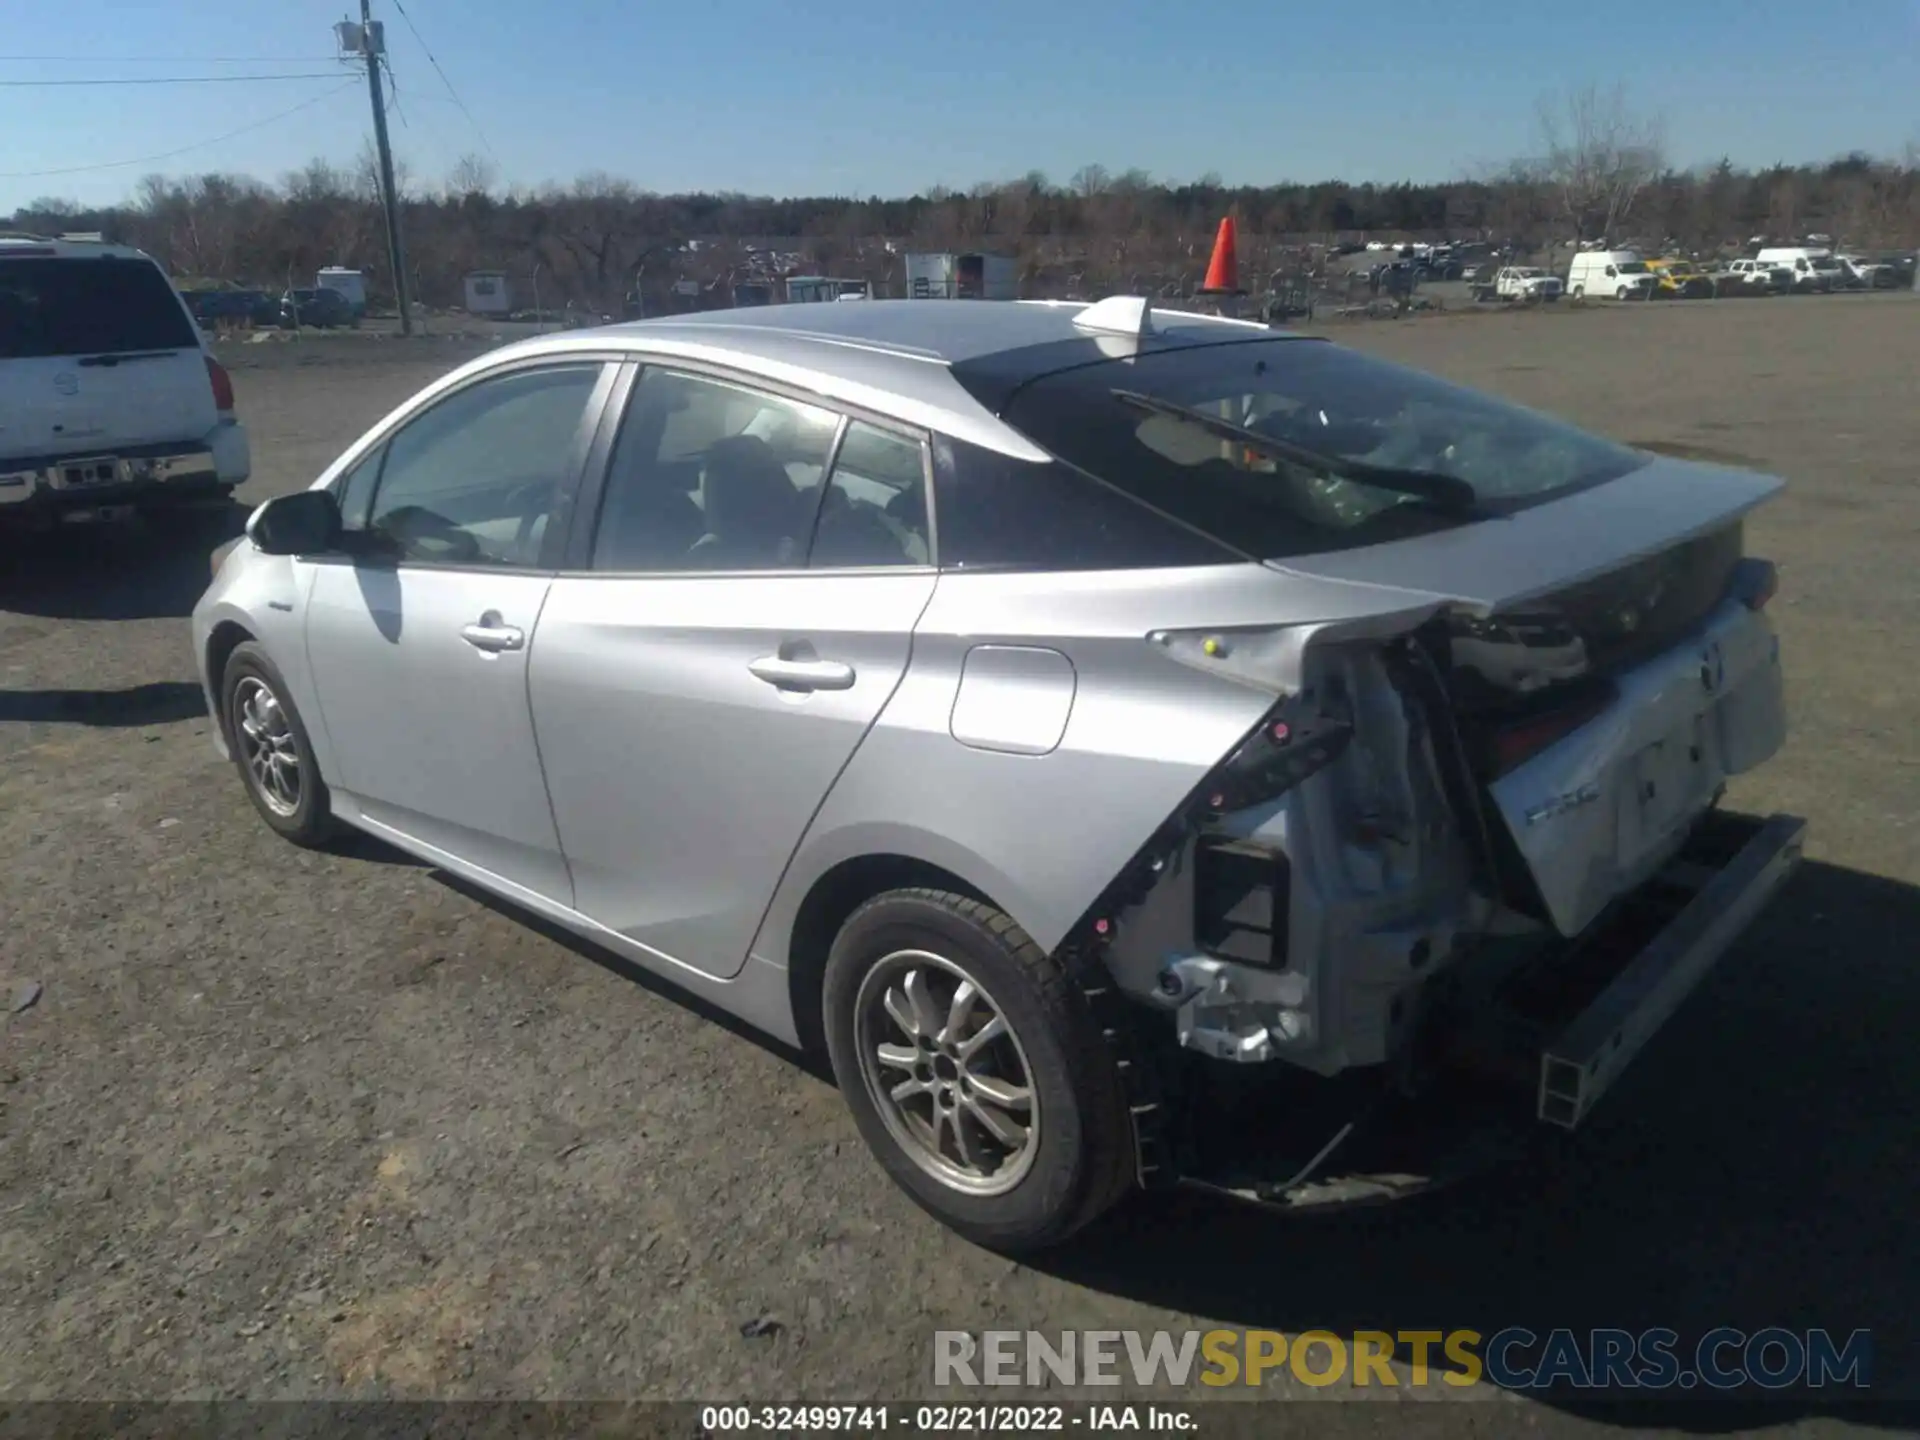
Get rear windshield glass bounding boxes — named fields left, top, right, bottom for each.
left=0, top=256, right=198, bottom=359
left=998, top=338, right=1650, bottom=561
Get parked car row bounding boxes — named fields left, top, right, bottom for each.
left=183, top=285, right=359, bottom=331
left=1469, top=245, right=1915, bottom=304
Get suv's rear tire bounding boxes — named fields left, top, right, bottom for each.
left=220, top=641, right=336, bottom=847
left=823, top=889, right=1136, bottom=1253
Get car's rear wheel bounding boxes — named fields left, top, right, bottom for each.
left=221, top=641, right=335, bottom=847
left=823, top=888, right=1136, bottom=1252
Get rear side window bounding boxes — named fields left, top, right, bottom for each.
left=591, top=368, right=840, bottom=573
left=931, top=435, right=1238, bottom=573
left=810, top=421, right=930, bottom=568
left=0, top=257, right=199, bottom=359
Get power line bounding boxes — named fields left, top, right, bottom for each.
left=0, top=55, right=339, bottom=64
left=0, top=72, right=345, bottom=87
left=0, top=82, right=359, bottom=178
left=386, top=0, right=496, bottom=164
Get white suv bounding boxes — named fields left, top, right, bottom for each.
left=0, top=234, right=250, bottom=529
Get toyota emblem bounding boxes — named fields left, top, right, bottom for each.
left=53, top=372, right=79, bottom=396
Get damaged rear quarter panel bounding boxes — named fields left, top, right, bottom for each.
left=749, top=562, right=1443, bottom=973
left=1099, top=638, right=1482, bottom=1074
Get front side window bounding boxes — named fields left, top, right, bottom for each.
left=590, top=368, right=840, bottom=572
left=366, top=363, right=604, bottom=567
left=330, top=447, right=383, bottom=531
left=983, top=337, right=1650, bottom=561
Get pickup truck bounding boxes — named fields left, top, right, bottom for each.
left=1725, top=259, right=1792, bottom=294
left=1645, top=258, right=1716, bottom=298
left=1835, top=255, right=1895, bottom=289
left=1482, top=266, right=1563, bottom=302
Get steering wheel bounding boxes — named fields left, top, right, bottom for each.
left=378, top=505, right=483, bottom=565
left=504, top=479, right=555, bottom=561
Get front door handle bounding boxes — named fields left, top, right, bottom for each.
left=748, top=655, right=856, bottom=692
left=461, top=611, right=525, bottom=653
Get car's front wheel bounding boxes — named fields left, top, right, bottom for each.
left=220, top=641, right=335, bottom=847
left=824, top=889, right=1136, bottom=1252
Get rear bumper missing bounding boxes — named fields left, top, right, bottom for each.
left=1148, top=810, right=1807, bottom=1214
left=1538, top=810, right=1806, bottom=1128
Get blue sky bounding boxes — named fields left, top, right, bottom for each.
left=2, top=0, right=1915, bottom=213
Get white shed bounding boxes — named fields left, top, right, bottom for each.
left=463, top=270, right=512, bottom=316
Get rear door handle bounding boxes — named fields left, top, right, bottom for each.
left=748, top=656, right=856, bottom=692
left=460, top=611, right=525, bottom=653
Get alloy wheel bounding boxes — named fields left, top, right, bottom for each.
left=233, top=675, right=302, bottom=817
left=853, top=948, right=1041, bottom=1196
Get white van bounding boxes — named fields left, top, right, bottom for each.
left=316, top=266, right=368, bottom=317
left=0, top=235, right=249, bottom=529
left=1566, top=250, right=1658, bottom=301
left=1754, top=247, right=1844, bottom=293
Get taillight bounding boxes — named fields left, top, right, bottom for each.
left=205, top=355, right=235, bottom=412
left=1485, top=685, right=1615, bottom=778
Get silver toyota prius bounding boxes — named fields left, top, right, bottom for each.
left=194, top=297, right=1802, bottom=1251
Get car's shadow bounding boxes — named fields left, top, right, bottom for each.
left=0, top=504, right=250, bottom=621
left=1035, top=857, right=1919, bottom=1427
left=342, top=833, right=1917, bottom=1424
left=418, top=866, right=827, bottom=1080
left=0, top=681, right=208, bottom=726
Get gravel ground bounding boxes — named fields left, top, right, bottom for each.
left=1, top=297, right=1916, bottom=1429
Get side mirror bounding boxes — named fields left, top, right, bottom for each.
left=247, top=489, right=341, bottom=556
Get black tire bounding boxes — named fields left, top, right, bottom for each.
left=823, top=888, right=1136, bottom=1252
left=219, top=640, right=336, bottom=847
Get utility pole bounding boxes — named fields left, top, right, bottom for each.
left=351, top=2, right=413, bottom=334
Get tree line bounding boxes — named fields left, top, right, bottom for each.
left=10, top=122, right=1917, bottom=312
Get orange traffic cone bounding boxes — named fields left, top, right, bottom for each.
left=1200, top=215, right=1244, bottom=294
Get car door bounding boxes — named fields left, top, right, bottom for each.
left=303, top=357, right=618, bottom=904
left=528, top=362, right=939, bottom=977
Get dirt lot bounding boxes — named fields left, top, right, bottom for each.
left=2, top=297, right=1916, bottom=1427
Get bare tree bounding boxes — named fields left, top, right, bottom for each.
left=12, top=143, right=1916, bottom=305
left=1070, top=165, right=1112, bottom=198
left=446, top=152, right=498, bottom=199
left=1533, top=83, right=1666, bottom=242
left=355, top=139, right=416, bottom=205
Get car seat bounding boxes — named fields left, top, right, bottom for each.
left=689, top=434, right=811, bottom=568
left=595, top=465, right=704, bottom=570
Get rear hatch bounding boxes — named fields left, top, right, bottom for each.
left=967, top=327, right=1790, bottom=941
left=1274, top=457, right=1787, bottom=936
left=0, top=252, right=216, bottom=462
